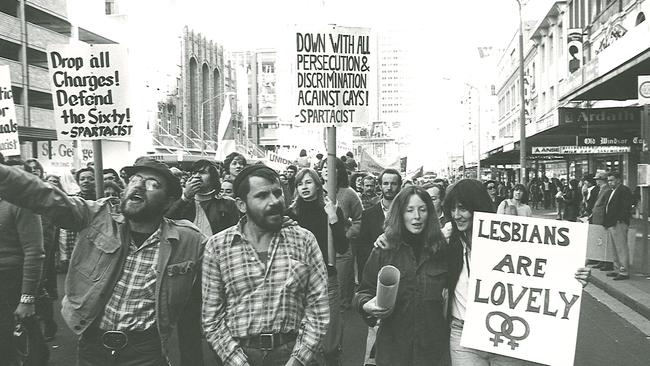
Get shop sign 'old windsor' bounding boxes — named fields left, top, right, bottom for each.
left=461, top=212, right=588, bottom=366
left=294, top=25, right=371, bottom=126
left=0, top=66, right=20, bottom=157
left=46, top=44, right=132, bottom=141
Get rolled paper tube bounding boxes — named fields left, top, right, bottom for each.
left=376, top=265, right=400, bottom=309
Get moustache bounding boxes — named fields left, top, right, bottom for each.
left=266, top=205, right=284, bottom=216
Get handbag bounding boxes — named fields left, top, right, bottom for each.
left=12, top=318, right=49, bottom=366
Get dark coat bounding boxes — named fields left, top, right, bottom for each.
left=591, top=186, right=612, bottom=225
left=354, top=242, right=449, bottom=366
left=356, top=202, right=386, bottom=276
left=288, top=201, right=348, bottom=263
left=165, top=195, right=240, bottom=235
left=562, top=188, right=582, bottom=222
left=604, top=184, right=633, bottom=228
left=585, top=185, right=600, bottom=215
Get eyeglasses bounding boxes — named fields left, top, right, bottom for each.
left=487, top=186, right=496, bottom=189
left=128, top=175, right=162, bottom=191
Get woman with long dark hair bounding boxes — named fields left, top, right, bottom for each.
left=443, top=179, right=590, bottom=365
left=354, top=186, right=449, bottom=366
left=288, top=168, right=348, bottom=365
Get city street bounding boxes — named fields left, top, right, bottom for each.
left=46, top=274, right=650, bottom=366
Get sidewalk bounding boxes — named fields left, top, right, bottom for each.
left=530, top=207, right=650, bottom=321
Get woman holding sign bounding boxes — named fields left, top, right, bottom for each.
left=354, top=186, right=449, bottom=366
left=443, top=179, right=591, bottom=366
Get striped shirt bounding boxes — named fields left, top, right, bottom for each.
left=202, top=218, right=329, bottom=366
left=99, top=229, right=160, bottom=331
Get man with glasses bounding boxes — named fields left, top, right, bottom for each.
left=0, top=157, right=206, bottom=366
left=484, top=180, right=503, bottom=212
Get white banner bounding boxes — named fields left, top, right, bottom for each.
left=293, top=25, right=371, bottom=127
left=47, top=44, right=132, bottom=140
left=0, top=66, right=20, bottom=157
left=461, top=212, right=588, bottom=366
left=532, top=145, right=631, bottom=154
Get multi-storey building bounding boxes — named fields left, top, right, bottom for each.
left=483, top=0, right=649, bottom=187
left=0, top=0, right=128, bottom=170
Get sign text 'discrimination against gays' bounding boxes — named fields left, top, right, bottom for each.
left=460, top=212, right=588, bottom=366
left=47, top=44, right=132, bottom=141
left=294, top=26, right=371, bottom=126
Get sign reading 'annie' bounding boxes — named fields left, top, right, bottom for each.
left=461, top=213, right=588, bottom=366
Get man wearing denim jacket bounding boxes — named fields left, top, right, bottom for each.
left=0, top=158, right=205, bottom=366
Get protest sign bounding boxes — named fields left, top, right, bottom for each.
left=461, top=212, right=588, bottom=366
left=265, top=150, right=294, bottom=171
left=47, top=44, right=132, bottom=141
left=0, top=66, right=20, bottom=157
left=294, top=26, right=371, bottom=127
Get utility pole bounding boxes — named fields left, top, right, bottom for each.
left=517, top=0, right=527, bottom=184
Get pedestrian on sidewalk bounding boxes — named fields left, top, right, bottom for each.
left=561, top=179, right=582, bottom=222
left=355, top=186, right=449, bottom=366
left=0, top=158, right=206, bottom=366
left=496, top=183, right=532, bottom=217
left=590, top=172, right=614, bottom=272
left=288, top=168, right=349, bottom=365
left=202, top=165, right=329, bottom=366
left=603, top=172, right=633, bottom=281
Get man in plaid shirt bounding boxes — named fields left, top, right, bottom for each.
left=202, top=164, right=329, bottom=366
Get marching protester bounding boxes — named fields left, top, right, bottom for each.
left=220, top=177, right=235, bottom=199
left=350, top=171, right=366, bottom=195
left=288, top=168, right=349, bottom=365
left=356, top=168, right=401, bottom=366
left=354, top=186, right=449, bottom=366
left=582, top=175, right=599, bottom=219
left=603, top=172, right=634, bottom=281
left=165, top=159, right=240, bottom=365
left=484, top=180, right=503, bottom=212
left=202, top=164, right=329, bottom=366
left=224, top=152, right=247, bottom=178
left=496, top=183, right=532, bottom=217
left=423, top=182, right=452, bottom=239
left=0, top=160, right=47, bottom=365
left=0, top=158, right=206, bottom=365
left=321, top=158, right=363, bottom=311
left=285, top=164, right=298, bottom=202
left=443, top=179, right=590, bottom=365
left=296, top=149, right=311, bottom=169
left=359, top=175, right=380, bottom=210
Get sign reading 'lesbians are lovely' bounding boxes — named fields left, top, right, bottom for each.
left=461, top=212, right=588, bottom=366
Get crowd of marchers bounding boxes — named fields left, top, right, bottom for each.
left=0, top=148, right=597, bottom=366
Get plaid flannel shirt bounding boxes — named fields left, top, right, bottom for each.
left=202, top=218, right=329, bottom=366
left=99, top=229, right=160, bottom=331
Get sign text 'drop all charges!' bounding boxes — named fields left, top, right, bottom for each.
left=47, top=44, right=132, bottom=141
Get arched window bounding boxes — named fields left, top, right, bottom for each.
left=202, top=63, right=209, bottom=136
left=189, top=57, right=198, bottom=134
left=214, top=68, right=222, bottom=139
left=636, top=12, right=646, bottom=26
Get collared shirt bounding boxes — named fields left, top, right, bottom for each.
left=100, top=229, right=160, bottom=331
left=380, top=198, right=390, bottom=214
left=586, top=185, right=595, bottom=201
left=202, top=217, right=329, bottom=366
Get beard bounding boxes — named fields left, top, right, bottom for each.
left=120, top=196, right=167, bottom=222
left=247, top=202, right=285, bottom=231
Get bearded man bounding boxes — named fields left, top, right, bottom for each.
left=0, top=158, right=205, bottom=366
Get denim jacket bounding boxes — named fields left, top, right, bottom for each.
left=0, top=165, right=205, bottom=363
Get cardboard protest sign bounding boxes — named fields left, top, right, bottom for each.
left=265, top=151, right=294, bottom=171
left=47, top=44, right=132, bottom=141
left=0, top=66, right=20, bottom=157
left=294, top=26, right=371, bottom=127
left=461, top=212, right=588, bottom=366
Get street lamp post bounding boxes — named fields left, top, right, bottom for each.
left=516, top=0, right=527, bottom=184
left=198, top=91, right=235, bottom=155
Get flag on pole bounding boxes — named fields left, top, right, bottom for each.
left=217, top=98, right=232, bottom=142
